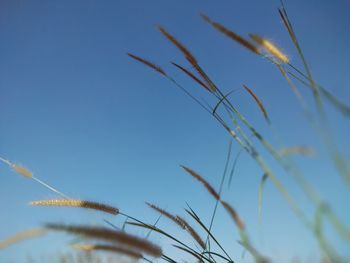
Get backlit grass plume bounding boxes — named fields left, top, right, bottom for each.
left=45, top=223, right=162, bottom=257
left=250, top=34, right=289, bottom=64
left=30, top=199, right=119, bottom=215
left=0, top=228, right=47, bottom=249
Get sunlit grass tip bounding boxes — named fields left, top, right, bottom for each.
left=30, top=199, right=119, bottom=215
left=249, top=34, right=289, bottom=63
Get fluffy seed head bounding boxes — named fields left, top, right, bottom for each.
left=250, top=34, right=289, bottom=63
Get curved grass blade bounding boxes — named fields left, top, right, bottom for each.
left=258, top=173, right=269, bottom=224
left=228, top=148, right=244, bottom=188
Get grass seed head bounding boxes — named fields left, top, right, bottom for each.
left=30, top=199, right=119, bottom=215
left=250, top=34, right=289, bottom=63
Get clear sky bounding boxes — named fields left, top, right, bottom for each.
left=1, top=0, right=350, bottom=262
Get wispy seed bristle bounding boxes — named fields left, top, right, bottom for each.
left=249, top=34, right=289, bottom=63
left=127, top=53, right=167, bottom=76
left=30, top=199, right=119, bottom=215
left=45, top=223, right=162, bottom=257
left=181, top=165, right=220, bottom=200
left=201, top=14, right=260, bottom=55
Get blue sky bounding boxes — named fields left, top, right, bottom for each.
left=0, top=0, right=350, bottom=262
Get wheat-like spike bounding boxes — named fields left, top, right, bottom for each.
left=45, top=223, right=162, bottom=257
left=30, top=199, right=119, bottom=215
left=181, top=165, right=220, bottom=200
left=171, top=62, right=211, bottom=92
left=176, top=216, right=206, bottom=249
left=158, top=26, right=217, bottom=92
left=127, top=53, right=167, bottom=76
left=158, top=26, right=197, bottom=65
left=146, top=202, right=185, bottom=229
left=201, top=14, right=260, bottom=55
left=72, top=243, right=143, bottom=259
left=249, top=34, right=289, bottom=63
left=221, top=200, right=245, bottom=230
left=0, top=228, right=47, bottom=249
left=243, top=84, right=270, bottom=123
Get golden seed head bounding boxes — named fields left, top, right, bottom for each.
left=30, top=199, right=119, bottom=215
left=12, top=164, right=33, bottom=178
left=250, top=34, right=289, bottom=64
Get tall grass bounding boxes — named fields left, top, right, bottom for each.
left=0, top=1, right=349, bottom=262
